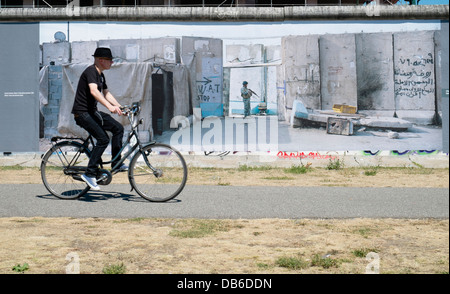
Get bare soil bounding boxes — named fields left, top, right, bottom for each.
left=0, top=166, right=448, bottom=274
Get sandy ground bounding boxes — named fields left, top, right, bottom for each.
left=0, top=166, right=448, bottom=274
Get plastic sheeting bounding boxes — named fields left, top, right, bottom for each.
left=39, top=65, right=49, bottom=108
left=161, top=63, right=190, bottom=118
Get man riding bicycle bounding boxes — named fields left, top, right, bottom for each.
left=71, top=47, right=127, bottom=191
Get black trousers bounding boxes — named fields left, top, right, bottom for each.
left=74, top=111, right=124, bottom=177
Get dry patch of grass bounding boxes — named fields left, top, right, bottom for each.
left=185, top=166, right=449, bottom=188
left=1, top=217, right=448, bottom=274
left=1, top=166, right=448, bottom=188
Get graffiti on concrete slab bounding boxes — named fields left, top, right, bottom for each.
left=362, top=150, right=442, bottom=156
left=399, top=53, right=434, bottom=67
left=362, top=150, right=381, bottom=156
left=391, top=150, right=439, bottom=156
left=197, top=77, right=221, bottom=102
left=197, top=57, right=223, bottom=104
left=204, top=151, right=232, bottom=157
left=394, top=53, right=435, bottom=99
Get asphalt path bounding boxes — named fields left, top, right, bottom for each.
left=0, top=184, right=448, bottom=219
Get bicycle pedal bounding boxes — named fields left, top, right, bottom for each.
left=96, top=169, right=112, bottom=185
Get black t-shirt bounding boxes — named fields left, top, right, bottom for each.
left=71, top=64, right=108, bottom=114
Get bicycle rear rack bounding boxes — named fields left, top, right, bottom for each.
left=51, top=136, right=86, bottom=142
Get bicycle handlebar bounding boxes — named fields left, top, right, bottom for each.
left=120, top=101, right=141, bottom=116
left=120, top=102, right=143, bottom=129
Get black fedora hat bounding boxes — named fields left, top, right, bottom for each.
left=92, top=47, right=113, bottom=59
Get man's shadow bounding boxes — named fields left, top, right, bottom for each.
left=36, top=191, right=181, bottom=203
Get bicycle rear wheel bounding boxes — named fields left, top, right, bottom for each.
left=129, top=143, right=187, bottom=202
left=40, top=141, right=91, bottom=199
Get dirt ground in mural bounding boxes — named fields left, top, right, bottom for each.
left=0, top=166, right=448, bottom=274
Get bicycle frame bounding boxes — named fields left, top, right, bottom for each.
left=105, top=126, right=154, bottom=174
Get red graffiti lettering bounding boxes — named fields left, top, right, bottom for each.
left=277, top=151, right=336, bottom=161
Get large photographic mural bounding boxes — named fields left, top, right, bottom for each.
left=2, top=20, right=448, bottom=153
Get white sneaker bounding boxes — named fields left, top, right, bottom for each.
left=117, top=164, right=128, bottom=172
left=81, top=174, right=101, bottom=191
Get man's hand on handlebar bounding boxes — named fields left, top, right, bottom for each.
left=120, top=105, right=132, bottom=114
left=109, top=105, right=123, bottom=116
left=120, top=103, right=140, bottom=116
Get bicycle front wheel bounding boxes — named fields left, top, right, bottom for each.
left=40, top=141, right=91, bottom=199
left=129, top=143, right=188, bottom=202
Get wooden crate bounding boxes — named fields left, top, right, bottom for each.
left=332, top=104, right=357, bottom=114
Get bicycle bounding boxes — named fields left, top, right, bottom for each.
left=40, top=102, right=188, bottom=202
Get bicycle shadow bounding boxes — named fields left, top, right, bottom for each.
left=36, top=191, right=182, bottom=203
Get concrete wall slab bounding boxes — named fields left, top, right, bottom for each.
left=181, top=36, right=223, bottom=116
left=42, top=42, right=71, bottom=66
left=98, top=39, right=140, bottom=62
left=320, top=33, right=358, bottom=111
left=139, top=38, right=180, bottom=64
left=71, top=41, right=98, bottom=64
left=356, top=32, right=395, bottom=113
left=393, top=31, right=436, bottom=111
left=282, top=35, right=321, bottom=117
